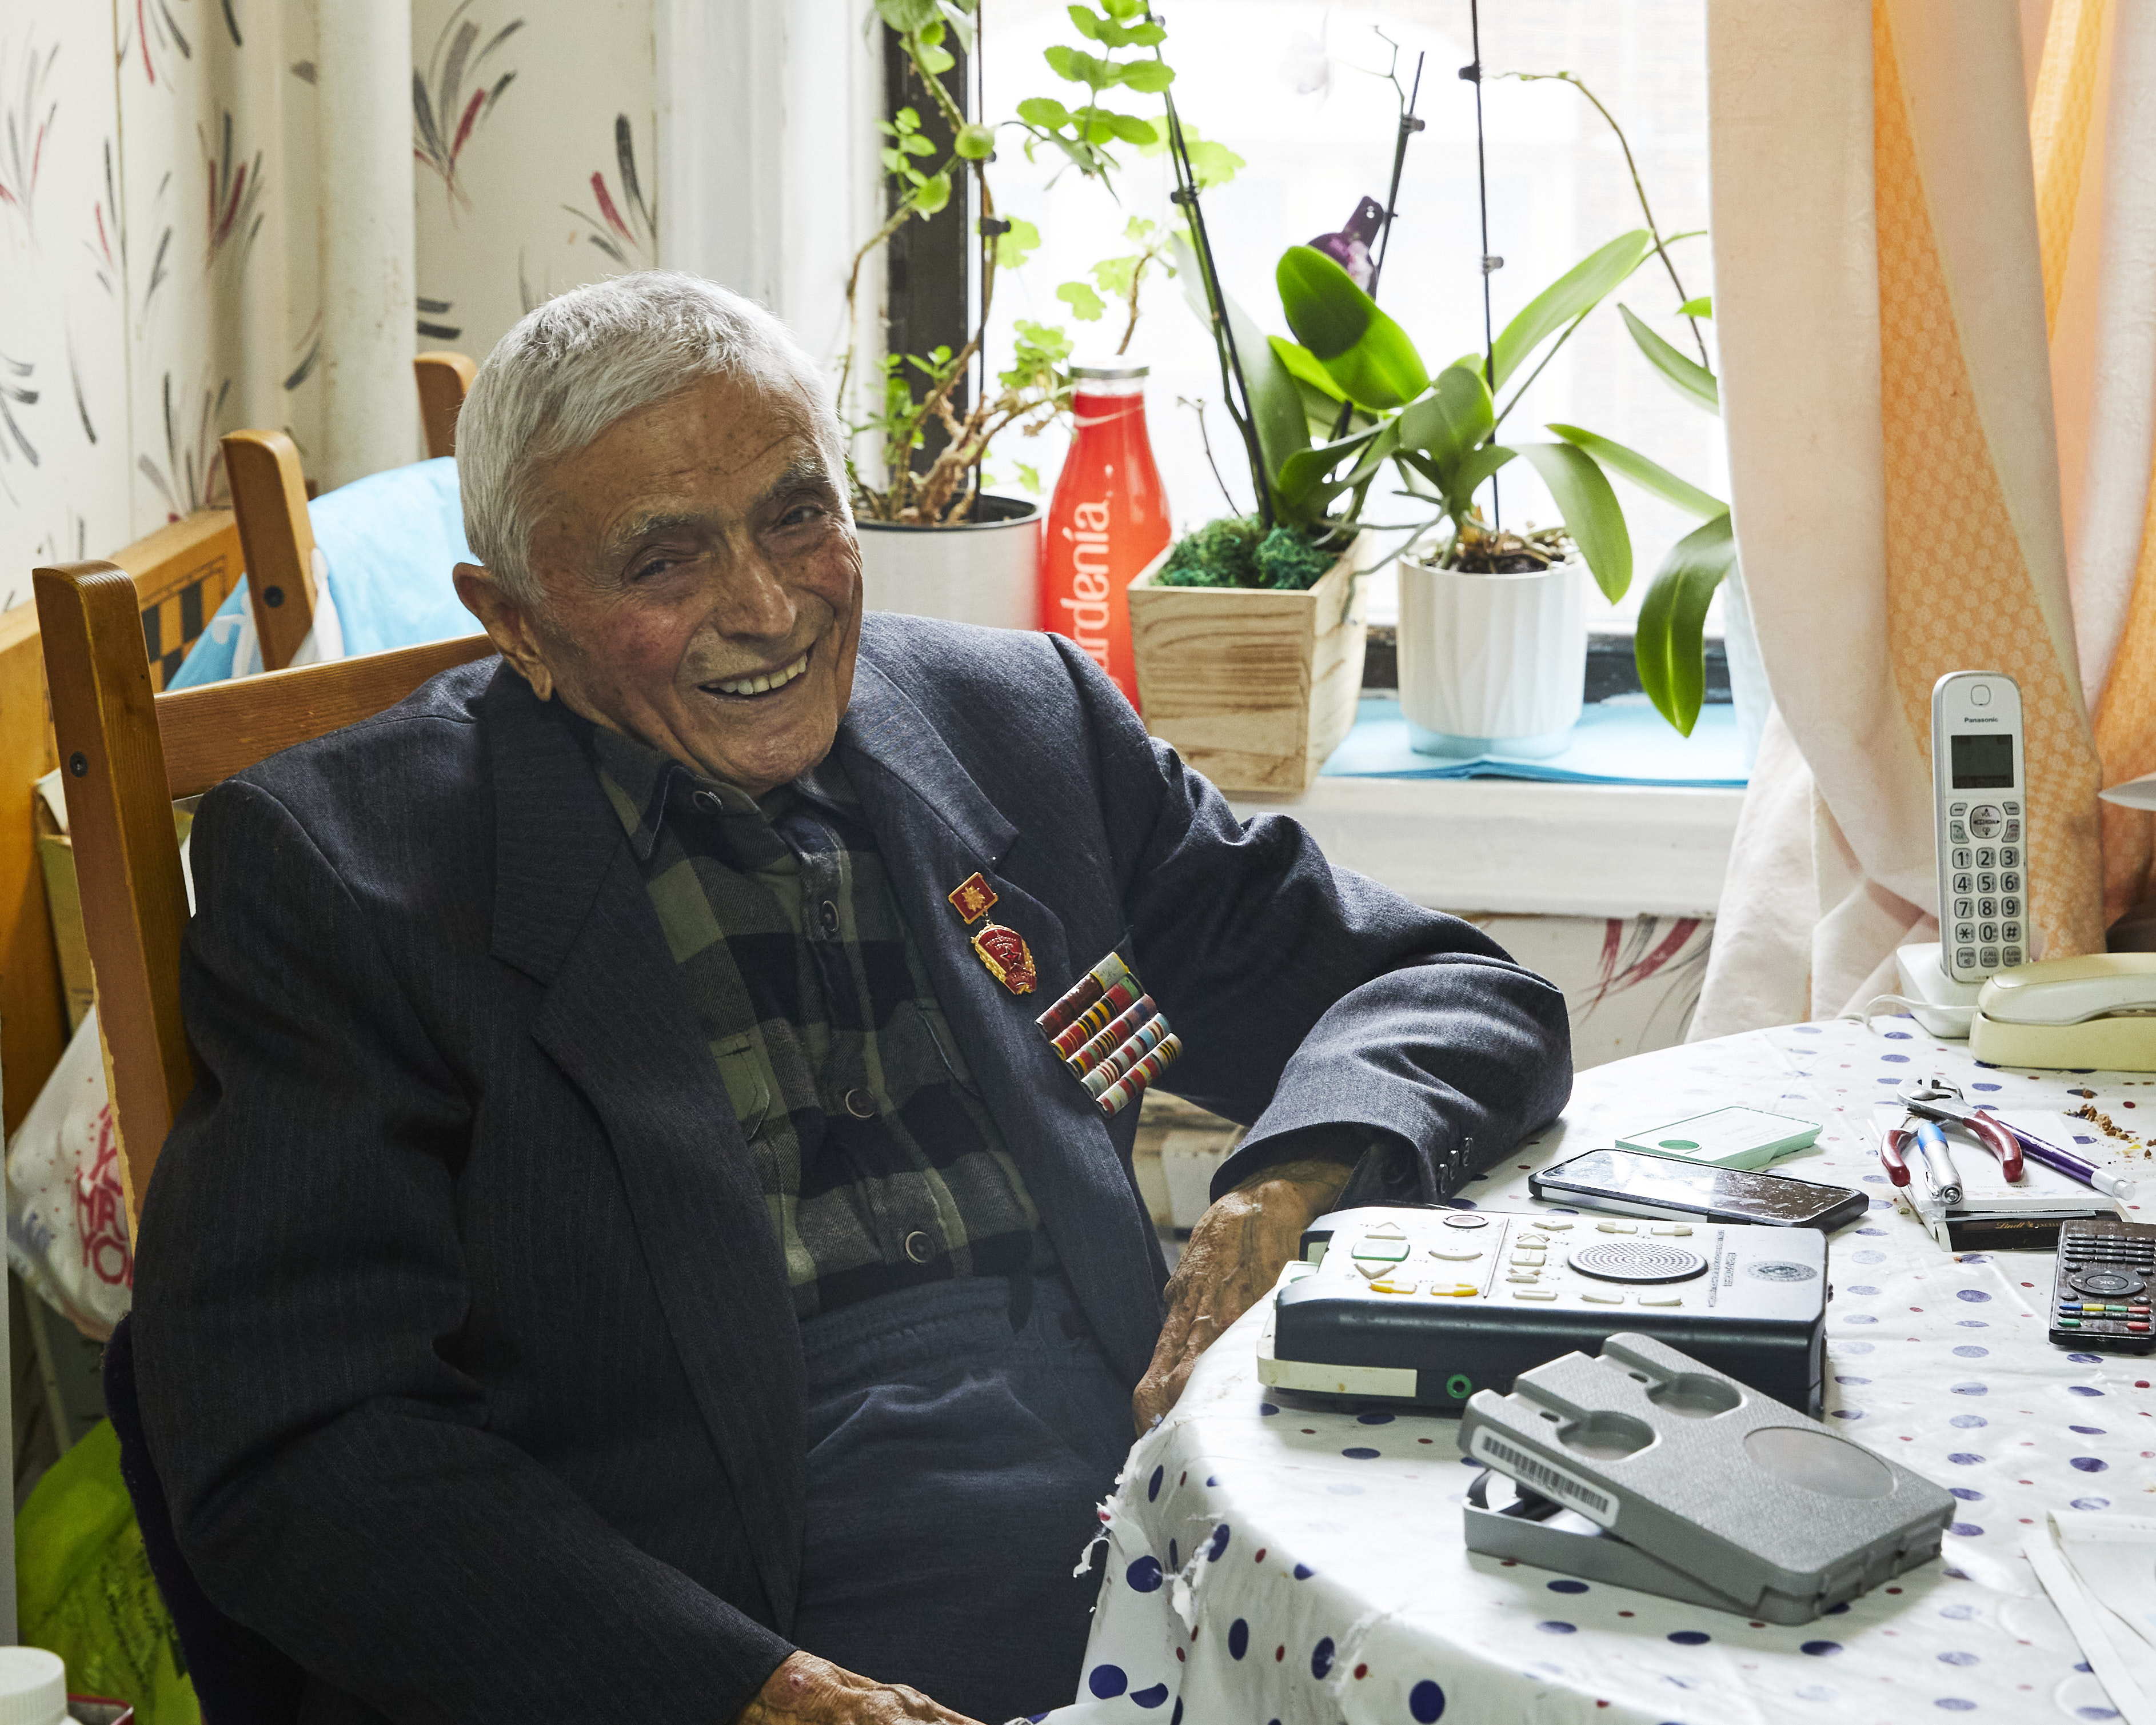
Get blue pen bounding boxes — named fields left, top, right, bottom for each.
left=1913, top=1119, right=1962, bottom=1205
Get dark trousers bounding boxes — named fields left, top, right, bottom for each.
left=792, top=1273, right=1136, bottom=1723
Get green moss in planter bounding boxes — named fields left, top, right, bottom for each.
left=1157, top=516, right=1337, bottom=592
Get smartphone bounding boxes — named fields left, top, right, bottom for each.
left=1528, top=1147, right=1869, bottom=1231
left=1933, top=670, right=2028, bottom=983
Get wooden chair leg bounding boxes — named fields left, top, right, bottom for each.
left=34, top=562, right=194, bottom=1236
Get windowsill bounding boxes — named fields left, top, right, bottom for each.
left=1229, top=775, right=1740, bottom=919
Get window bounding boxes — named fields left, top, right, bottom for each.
left=976, top=0, right=1720, bottom=631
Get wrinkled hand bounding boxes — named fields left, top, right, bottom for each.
left=1133, top=1156, right=1351, bottom=1433
left=737, top=1652, right=981, bottom=1725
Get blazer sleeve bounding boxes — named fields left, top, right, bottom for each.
left=1055, top=640, right=1575, bottom=1199
left=130, top=778, right=792, bottom=1724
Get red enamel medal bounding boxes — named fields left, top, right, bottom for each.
left=971, top=924, right=1038, bottom=995
left=948, top=872, right=999, bottom=924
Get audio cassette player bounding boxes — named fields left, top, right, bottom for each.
left=1257, top=1205, right=1828, bottom=1416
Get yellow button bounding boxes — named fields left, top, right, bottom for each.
left=1368, top=1280, right=1417, bottom=1295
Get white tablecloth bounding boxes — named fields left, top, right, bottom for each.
left=1061, top=1021, right=2154, bottom=1725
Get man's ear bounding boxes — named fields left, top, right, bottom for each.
left=454, top=562, right=556, bottom=701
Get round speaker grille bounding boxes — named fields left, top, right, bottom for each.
left=1568, top=1240, right=1708, bottom=1284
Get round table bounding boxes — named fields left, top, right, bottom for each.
left=1061, top=1021, right=2153, bottom=1725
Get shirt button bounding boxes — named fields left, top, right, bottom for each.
left=844, top=1088, right=875, bottom=1119
left=819, top=900, right=839, bottom=936
left=904, top=1230, right=934, bottom=1264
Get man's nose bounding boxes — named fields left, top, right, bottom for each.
left=709, top=550, right=798, bottom=639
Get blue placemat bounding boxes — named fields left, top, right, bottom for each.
left=1321, top=694, right=1748, bottom=785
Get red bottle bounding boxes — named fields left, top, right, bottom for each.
left=1043, top=365, right=1170, bottom=708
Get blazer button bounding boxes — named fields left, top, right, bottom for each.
left=844, top=1087, right=875, bottom=1119
left=819, top=900, right=840, bottom=936
left=904, top=1230, right=935, bottom=1264
left=693, top=790, right=722, bottom=814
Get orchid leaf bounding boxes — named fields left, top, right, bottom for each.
left=1395, top=364, right=1494, bottom=482
left=1489, top=229, right=1653, bottom=390
left=1278, top=423, right=1396, bottom=518
left=1517, top=441, right=1632, bottom=602
left=1268, top=336, right=1348, bottom=403
left=1547, top=424, right=1725, bottom=518
left=1620, top=305, right=1720, bottom=413
left=1275, top=245, right=1429, bottom=411
left=1445, top=442, right=1516, bottom=513
left=1634, top=512, right=1738, bottom=734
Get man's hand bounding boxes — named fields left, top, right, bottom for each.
left=1132, top=1153, right=1352, bottom=1433
left=737, top=1652, right=982, bottom=1725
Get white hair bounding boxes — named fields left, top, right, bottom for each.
left=457, top=270, right=844, bottom=603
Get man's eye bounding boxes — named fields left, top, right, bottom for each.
left=631, top=555, right=678, bottom=581
left=779, top=502, right=828, bottom=528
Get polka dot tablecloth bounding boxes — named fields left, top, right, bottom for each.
left=1052, top=1022, right=2155, bottom=1725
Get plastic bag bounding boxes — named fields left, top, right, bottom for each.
left=17, top=1419, right=198, bottom=1725
left=6, top=1007, right=131, bottom=1340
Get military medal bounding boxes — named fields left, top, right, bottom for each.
left=1036, top=947, right=1182, bottom=1116
left=971, top=924, right=1037, bottom=995
left=947, top=872, right=999, bottom=923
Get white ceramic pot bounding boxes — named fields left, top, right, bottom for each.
left=1397, top=554, right=1586, bottom=757
left=855, top=494, right=1043, bottom=630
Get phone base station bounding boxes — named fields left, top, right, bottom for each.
left=1893, top=942, right=1981, bottom=1039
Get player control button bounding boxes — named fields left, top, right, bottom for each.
left=1428, top=1244, right=1483, bottom=1261
left=2070, top=1267, right=2146, bottom=1297
left=1506, top=1272, right=1541, bottom=1284
left=1512, top=1288, right=1558, bottom=1301
left=1368, top=1280, right=1415, bottom=1295
left=1580, top=1290, right=1623, bottom=1305
left=1651, top=1224, right=1692, bottom=1236
left=1568, top=1240, right=1710, bottom=1284
left=1431, top=1283, right=1479, bottom=1299
left=1637, top=1293, right=1684, bottom=1307
left=1535, top=1219, right=1574, bottom=1230
left=1441, top=1213, right=1490, bottom=1229
left=1596, top=1221, right=1639, bottom=1234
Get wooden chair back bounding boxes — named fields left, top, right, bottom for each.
left=1, top=513, right=246, bottom=1137
left=34, top=556, right=492, bottom=1232
left=415, top=351, right=477, bottom=461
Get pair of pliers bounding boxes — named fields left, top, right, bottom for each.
left=1886, top=1077, right=2025, bottom=1189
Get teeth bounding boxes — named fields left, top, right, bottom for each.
left=712, top=653, right=808, bottom=698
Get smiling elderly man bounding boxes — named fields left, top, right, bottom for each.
left=132, top=273, right=1570, bottom=1725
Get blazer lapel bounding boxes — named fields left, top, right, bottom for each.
left=484, top=671, right=805, bottom=1629
left=838, top=658, right=1165, bottom=1384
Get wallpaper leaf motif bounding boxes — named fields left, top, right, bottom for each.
left=566, top=114, right=654, bottom=266
left=201, top=107, right=263, bottom=268
left=123, top=0, right=194, bottom=89
left=414, top=1, right=522, bottom=211
left=0, top=34, right=59, bottom=239
left=0, top=350, right=40, bottom=476
left=136, top=371, right=229, bottom=520
left=86, top=138, right=123, bottom=297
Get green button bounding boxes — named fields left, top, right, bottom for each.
left=1351, top=1243, right=1410, bottom=1263
left=2058, top=1318, right=2081, bottom=1328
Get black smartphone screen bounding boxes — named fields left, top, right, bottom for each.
left=1530, top=1148, right=1867, bottom=1231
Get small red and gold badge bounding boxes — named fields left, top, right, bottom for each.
left=971, top=923, right=1038, bottom=995
left=947, top=872, right=999, bottom=924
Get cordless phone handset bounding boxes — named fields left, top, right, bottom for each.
left=1931, top=670, right=2028, bottom=985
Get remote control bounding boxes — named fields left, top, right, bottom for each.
left=1933, top=670, right=2028, bottom=983
left=2048, top=1217, right=2155, bottom=1351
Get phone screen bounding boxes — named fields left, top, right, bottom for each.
left=1538, top=1149, right=1855, bottom=1224
left=1950, top=733, right=2016, bottom=789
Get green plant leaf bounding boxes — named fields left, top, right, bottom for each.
left=1057, top=281, right=1107, bottom=320
left=1268, top=336, right=1348, bottom=402
left=1277, top=422, right=1386, bottom=503
left=1516, top=441, right=1633, bottom=601
left=1488, top=229, right=1653, bottom=390
left=1445, top=442, right=1516, bottom=512
left=1275, top=245, right=1430, bottom=411
left=1620, top=305, right=1720, bottom=413
left=1678, top=295, right=1712, bottom=319
left=1099, top=0, right=1144, bottom=16
left=937, top=2, right=976, bottom=52
left=1103, top=111, right=1157, bottom=144
left=912, top=171, right=951, bottom=216
left=1044, top=44, right=1112, bottom=85
left=1395, top=364, right=1495, bottom=479
left=1016, top=96, right=1069, bottom=127
left=1067, top=3, right=1106, bottom=40
left=994, top=215, right=1041, bottom=269
left=1633, top=512, right=1737, bottom=734
left=1119, top=59, right=1175, bottom=92
left=954, top=122, right=994, bottom=159
left=875, top=0, right=942, bottom=29
left=1547, top=424, right=1725, bottom=518
left=1171, top=233, right=1311, bottom=516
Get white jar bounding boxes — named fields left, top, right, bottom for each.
left=1397, top=554, right=1586, bottom=757
left=0, top=1647, right=69, bottom=1725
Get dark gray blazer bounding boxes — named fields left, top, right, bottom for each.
left=131, top=616, right=1570, bottom=1724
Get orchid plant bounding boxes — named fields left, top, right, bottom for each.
left=844, top=1, right=1239, bottom=524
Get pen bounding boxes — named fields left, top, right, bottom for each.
left=1981, top=1116, right=2139, bottom=1203
left=1915, top=1119, right=1962, bottom=1205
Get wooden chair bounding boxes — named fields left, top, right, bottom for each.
left=218, top=349, right=476, bottom=676
left=0, top=513, right=246, bottom=1140
left=416, top=350, right=478, bottom=461
left=33, top=558, right=493, bottom=1233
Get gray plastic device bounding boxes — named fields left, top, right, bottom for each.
left=1458, top=1332, right=1955, bottom=1623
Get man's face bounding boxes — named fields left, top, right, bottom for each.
left=457, top=368, right=863, bottom=796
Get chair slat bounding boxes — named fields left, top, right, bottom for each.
left=414, top=352, right=478, bottom=460
left=222, top=429, right=319, bottom=673
left=158, top=633, right=496, bottom=798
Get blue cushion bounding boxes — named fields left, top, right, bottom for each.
left=171, top=457, right=477, bottom=689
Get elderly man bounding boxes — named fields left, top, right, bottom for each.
left=133, top=273, right=1570, bottom=1725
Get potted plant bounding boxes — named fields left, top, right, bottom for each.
left=842, top=1, right=1196, bottom=630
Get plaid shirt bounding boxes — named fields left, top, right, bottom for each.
left=574, top=713, right=1056, bottom=1319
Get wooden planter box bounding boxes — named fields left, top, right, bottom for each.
left=1127, top=537, right=1367, bottom=798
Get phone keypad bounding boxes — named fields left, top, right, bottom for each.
left=1945, top=782, right=2022, bottom=975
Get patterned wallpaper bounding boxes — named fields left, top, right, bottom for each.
left=0, top=0, right=656, bottom=602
